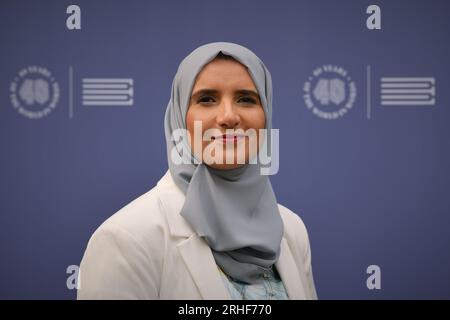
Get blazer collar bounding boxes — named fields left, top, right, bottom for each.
left=156, top=170, right=307, bottom=299
left=156, top=170, right=194, bottom=237
left=157, top=171, right=230, bottom=298
left=276, top=238, right=307, bottom=299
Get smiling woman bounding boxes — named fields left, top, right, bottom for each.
left=77, top=42, right=318, bottom=300
left=186, top=52, right=266, bottom=170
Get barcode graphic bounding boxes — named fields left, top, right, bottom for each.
left=380, top=77, right=435, bottom=106
left=82, top=78, right=133, bottom=106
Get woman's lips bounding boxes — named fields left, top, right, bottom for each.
left=212, top=134, right=246, bottom=144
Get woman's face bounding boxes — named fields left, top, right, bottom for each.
left=186, top=57, right=266, bottom=170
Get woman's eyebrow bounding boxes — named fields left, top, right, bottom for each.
left=191, top=89, right=260, bottom=99
left=191, top=89, right=219, bottom=98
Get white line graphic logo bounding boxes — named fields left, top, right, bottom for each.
left=82, top=78, right=133, bottom=106
left=380, top=77, right=435, bottom=106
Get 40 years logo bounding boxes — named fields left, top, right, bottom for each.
left=9, top=66, right=60, bottom=119
left=303, top=65, right=357, bottom=120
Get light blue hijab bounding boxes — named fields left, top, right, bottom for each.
left=164, top=42, right=283, bottom=284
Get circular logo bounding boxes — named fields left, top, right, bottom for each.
left=303, top=65, right=357, bottom=120
left=9, top=66, right=60, bottom=119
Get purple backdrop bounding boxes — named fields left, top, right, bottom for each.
left=0, top=0, right=449, bottom=299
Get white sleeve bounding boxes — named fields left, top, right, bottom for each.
left=77, top=226, right=160, bottom=300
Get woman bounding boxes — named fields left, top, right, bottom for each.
left=77, top=42, right=317, bottom=300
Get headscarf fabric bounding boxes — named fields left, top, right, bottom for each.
left=164, top=42, right=283, bottom=284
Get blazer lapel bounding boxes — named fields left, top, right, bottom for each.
left=157, top=171, right=230, bottom=299
left=177, top=235, right=230, bottom=299
left=276, top=237, right=307, bottom=299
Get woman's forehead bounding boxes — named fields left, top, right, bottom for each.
left=192, top=59, right=257, bottom=91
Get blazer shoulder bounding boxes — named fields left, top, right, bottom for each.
left=277, top=203, right=310, bottom=255
left=78, top=185, right=166, bottom=300
left=88, top=183, right=168, bottom=248
left=277, top=204, right=308, bottom=235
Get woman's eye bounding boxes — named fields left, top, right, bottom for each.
left=238, top=96, right=257, bottom=104
left=196, top=96, right=257, bottom=105
left=198, top=96, right=215, bottom=104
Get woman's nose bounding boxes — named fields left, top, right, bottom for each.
left=216, top=100, right=240, bottom=129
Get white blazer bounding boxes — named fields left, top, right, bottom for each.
left=77, top=170, right=318, bottom=300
